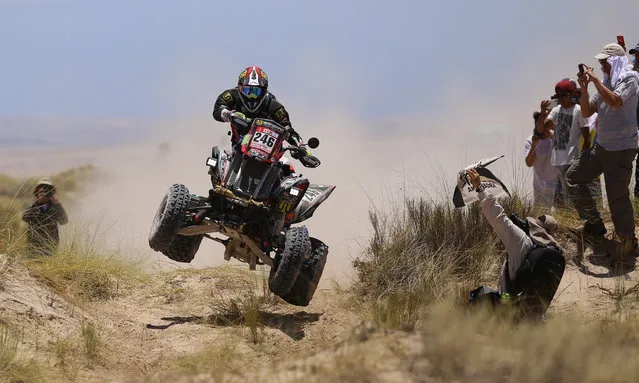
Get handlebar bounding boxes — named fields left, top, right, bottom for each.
left=228, top=111, right=321, bottom=168
left=229, top=112, right=319, bottom=149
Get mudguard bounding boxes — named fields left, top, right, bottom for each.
left=289, top=184, right=336, bottom=224
left=273, top=176, right=310, bottom=204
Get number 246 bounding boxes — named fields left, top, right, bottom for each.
left=253, top=132, right=276, bottom=147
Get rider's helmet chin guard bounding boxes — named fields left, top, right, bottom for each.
left=237, top=66, right=268, bottom=113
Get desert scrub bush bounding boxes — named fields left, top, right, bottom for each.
left=355, top=198, right=498, bottom=298
left=353, top=192, right=535, bottom=318
left=25, top=227, right=147, bottom=303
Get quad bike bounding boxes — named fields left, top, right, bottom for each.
left=148, top=113, right=335, bottom=306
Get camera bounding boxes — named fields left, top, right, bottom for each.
left=572, top=89, right=582, bottom=104
left=508, top=213, right=530, bottom=235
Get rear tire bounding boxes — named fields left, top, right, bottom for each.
left=161, top=234, right=203, bottom=263
left=148, top=184, right=191, bottom=252
left=281, top=237, right=328, bottom=306
left=269, top=226, right=311, bottom=297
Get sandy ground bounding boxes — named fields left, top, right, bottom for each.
left=2, top=224, right=639, bottom=382
left=0, top=257, right=361, bottom=382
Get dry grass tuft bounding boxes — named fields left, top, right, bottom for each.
left=169, top=340, right=244, bottom=379
left=80, top=320, right=102, bottom=366
left=0, top=325, right=45, bottom=383
left=18, top=222, right=148, bottom=304
left=208, top=268, right=280, bottom=344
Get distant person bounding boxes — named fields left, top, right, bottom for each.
left=569, top=43, right=639, bottom=251
left=537, top=79, right=590, bottom=208
left=524, top=111, right=556, bottom=210
left=156, top=142, right=170, bottom=159
left=22, top=178, right=68, bottom=256
left=466, top=168, right=566, bottom=321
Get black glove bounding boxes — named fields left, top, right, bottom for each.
left=231, top=112, right=250, bottom=135
left=509, top=213, right=530, bottom=235
left=299, top=154, right=321, bottom=168
left=286, top=127, right=301, bottom=146
left=291, top=149, right=304, bottom=160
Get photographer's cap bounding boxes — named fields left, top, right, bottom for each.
left=33, top=177, right=55, bottom=195
left=594, top=43, right=626, bottom=59
left=629, top=43, right=639, bottom=55
left=554, top=79, right=576, bottom=95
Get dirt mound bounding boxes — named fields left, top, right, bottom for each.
left=0, top=254, right=87, bottom=344
left=0, top=256, right=362, bottom=382
left=92, top=266, right=358, bottom=382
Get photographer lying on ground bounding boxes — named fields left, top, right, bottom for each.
left=22, top=178, right=69, bottom=256
left=466, top=169, right=566, bottom=321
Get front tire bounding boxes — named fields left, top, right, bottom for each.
left=148, top=184, right=191, bottom=252
left=269, top=226, right=311, bottom=297
left=280, top=238, right=329, bottom=306
left=161, top=234, right=203, bottom=263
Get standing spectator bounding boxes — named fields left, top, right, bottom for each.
left=567, top=43, right=639, bottom=251
left=22, top=178, right=68, bottom=256
left=525, top=111, right=557, bottom=210
left=537, top=79, right=590, bottom=208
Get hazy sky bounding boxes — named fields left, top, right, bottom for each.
left=2, top=0, right=638, bottom=124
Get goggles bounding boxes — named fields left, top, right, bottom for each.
left=240, top=86, right=263, bottom=99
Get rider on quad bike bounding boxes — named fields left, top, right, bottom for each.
left=148, top=67, right=335, bottom=307
left=210, top=66, right=312, bottom=184
left=213, top=66, right=301, bottom=147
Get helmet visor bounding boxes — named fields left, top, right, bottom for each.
left=240, top=86, right=263, bottom=99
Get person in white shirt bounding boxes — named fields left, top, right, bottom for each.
left=537, top=79, right=590, bottom=208
left=525, top=111, right=557, bottom=211
left=524, top=112, right=558, bottom=211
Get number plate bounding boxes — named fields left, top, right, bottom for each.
left=249, top=126, right=279, bottom=155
